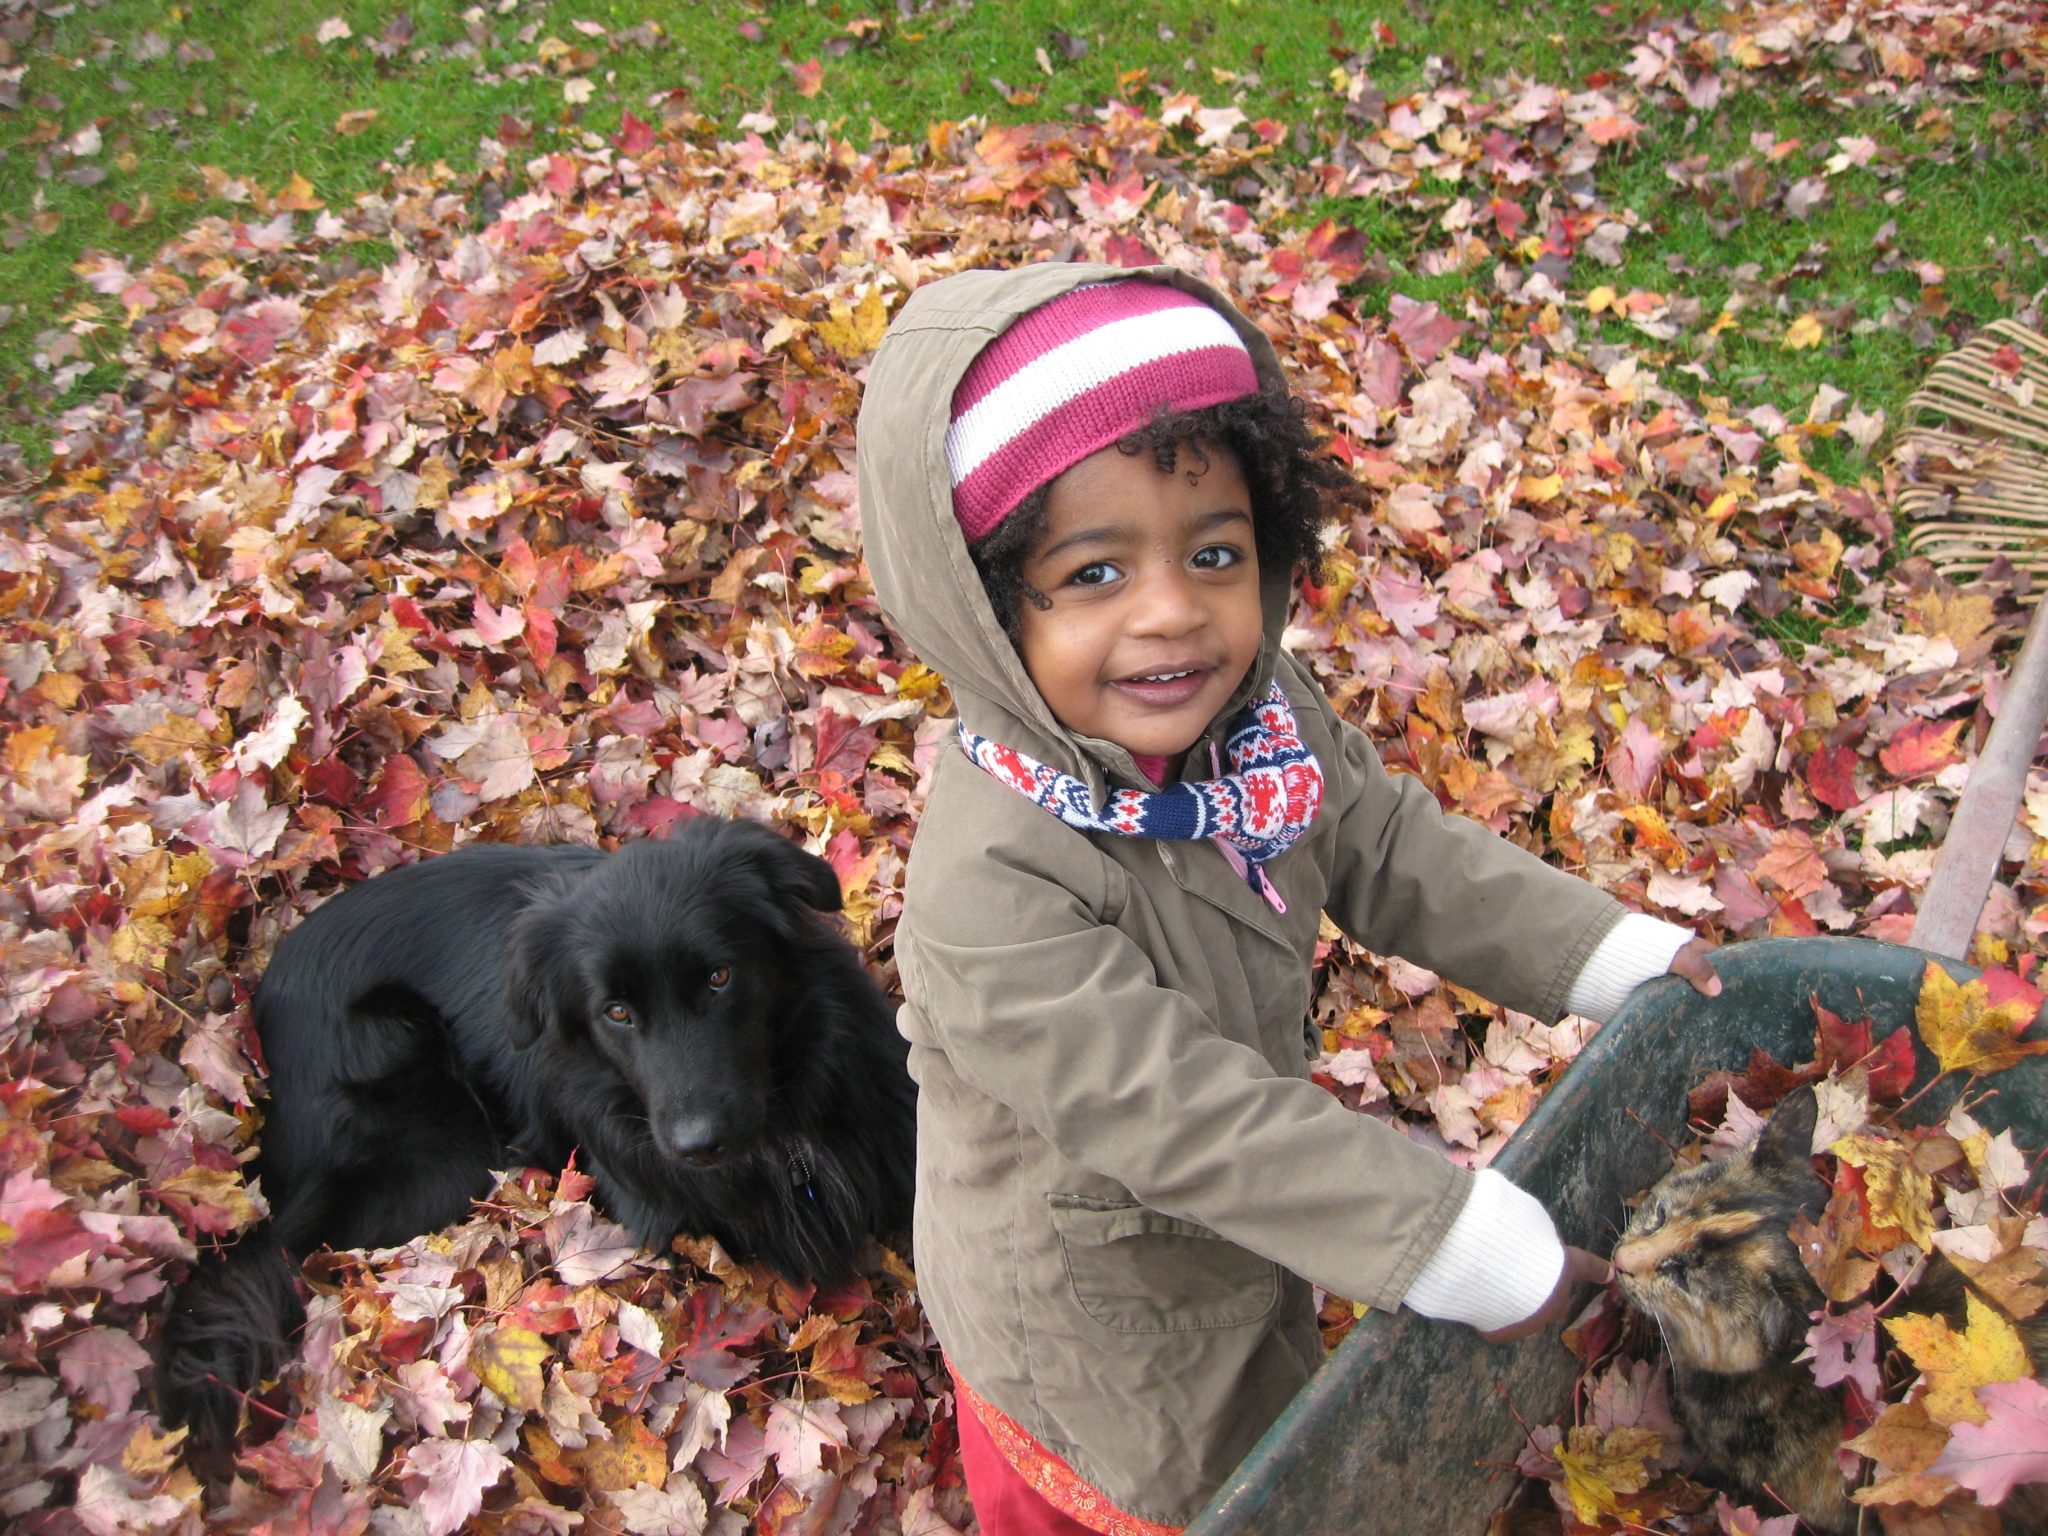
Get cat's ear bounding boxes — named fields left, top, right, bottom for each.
left=1760, top=1285, right=1814, bottom=1356
left=1750, top=1084, right=1819, bottom=1177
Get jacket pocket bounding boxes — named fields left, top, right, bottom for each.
left=1046, top=1196, right=1280, bottom=1334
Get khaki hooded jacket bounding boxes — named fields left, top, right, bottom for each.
left=857, top=261, right=1623, bottom=1524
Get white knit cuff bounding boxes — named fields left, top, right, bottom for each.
left=1563, top=912, right=1695, bottom=1023
left=1400, top=1170, right=1565, bottom=1332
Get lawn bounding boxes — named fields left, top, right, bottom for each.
left=5, top=0, right=2043, bottom=457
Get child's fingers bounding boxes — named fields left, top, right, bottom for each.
left=1561, top=1244, right=1614, bottom=1287
left=1476, top=1246, right=1609, bottom=1342
left=1668, top=937, right=1722, bottom=997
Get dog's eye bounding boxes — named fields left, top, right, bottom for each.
left=707, top=965, right=731, bottom=991
left=601, top=1002, right=633, bottom=1027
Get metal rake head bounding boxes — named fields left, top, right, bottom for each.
left=1894, top=319, right=2048, bottom=596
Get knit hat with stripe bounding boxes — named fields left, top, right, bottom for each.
left=944, top=279, right=1261, bottom=543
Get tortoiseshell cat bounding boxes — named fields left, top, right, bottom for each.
left=1613, top=1085, right=2048, bottom=1534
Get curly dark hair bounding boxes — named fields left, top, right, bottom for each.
left=966, top=387, right=1363, bottom=643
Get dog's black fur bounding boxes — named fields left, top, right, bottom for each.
left=157, top=819, right=914, bottom=1442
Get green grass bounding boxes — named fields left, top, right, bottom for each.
left=1749, top=598, right=1872, bottom=661
left=1584, top=81, right=2048, bottom=418
left=2, top=0, right=2040, bottom=458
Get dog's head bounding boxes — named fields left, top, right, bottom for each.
left=503, top=819, right=845, bottom=1168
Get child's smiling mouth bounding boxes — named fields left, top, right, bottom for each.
left=1110, top=663, right=1215, bottom=708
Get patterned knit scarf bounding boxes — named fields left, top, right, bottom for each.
left=958, top=683, right=1323, bottom=911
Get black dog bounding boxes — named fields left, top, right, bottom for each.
left=158, top=818, right=914, bottom=1441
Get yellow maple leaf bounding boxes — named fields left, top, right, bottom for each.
left=1915, top=961, right=2048, bottom=1075
left=808, top=1366, right=881, bottom=1404
left=126, top=712, right=216, bottom=767
left=1791, top=526, right=1845, bottom=581
left=121, top=1422, right=188, bottom=1479
left=565, top=1413, right=670, bottom=1492
left=792, top=621, right=856, bottom=680
left=470, top=1323, right=550, bottom=1411
left=816, top=288, right=889, bottom=359
left=1884, top=1293, right=2030, bottom=1425
left=1783, top=313, right=1825, bottom=349
left=276, top=172, right=323, bottom=211
left=1554, top=1424, right=1660, bottom=1525
left=893, top=663, right=947, bottom=704
left=376, top=620, right=433, bottom=676
left=1830, top=1133, right=1936, bottom=1250
left=157, top=1166, right=260, bottom=1230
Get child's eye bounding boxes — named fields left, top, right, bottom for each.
left=1191, top=544, right=1244, bottom=571
left=1068, top=560, right=1122, bottom=588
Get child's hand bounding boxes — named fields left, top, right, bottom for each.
left=1476, top=1245, right=1612, bottom=1344
left=1669, top=937, right=1722, bottom=997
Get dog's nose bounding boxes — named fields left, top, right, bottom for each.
left=663, top=1118, right=731, bottom=1168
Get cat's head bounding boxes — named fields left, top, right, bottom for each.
left=1612, top=1085, right=1827, bottom=1374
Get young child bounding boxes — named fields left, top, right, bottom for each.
left=855, top=264, right=1718, bottom=1535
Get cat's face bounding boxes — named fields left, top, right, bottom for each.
left=1613, top=1088, right=1826, bottom=1375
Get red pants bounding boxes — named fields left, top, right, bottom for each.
left=956, top=1391, right=1103, bottom=1536
left=950, top=1368, right=1181, bottom=1536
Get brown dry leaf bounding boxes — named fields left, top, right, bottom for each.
left=1944, top=1218, right=2048, bottom=1320
left=1790, top=1197, right=1881, bottom=1303
left=1869, top=1503, right=2001, bottom=1536
left=1850, top=1399, right=1956, bottom=1507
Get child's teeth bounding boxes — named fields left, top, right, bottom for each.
left=1138, top=670, right=1191, bottom=682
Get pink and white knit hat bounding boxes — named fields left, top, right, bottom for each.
left=944, top=280, right=1260, bottom=542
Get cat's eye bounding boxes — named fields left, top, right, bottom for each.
left=707, top=965, right=732, bottom=991
left=1657, top=1256, right=1684, bottom=1278
left=601, top=1001, right=634, bottom=1027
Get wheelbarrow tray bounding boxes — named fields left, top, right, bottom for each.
left=1186, top=937, right=2048, bottom=1536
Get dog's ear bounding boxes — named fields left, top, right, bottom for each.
left=503, top=897, right=575, bottom=1049
left=727, top=820, right=843, bottom=912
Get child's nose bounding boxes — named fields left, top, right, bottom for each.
left=1128, top=567, right=1207, bottom=636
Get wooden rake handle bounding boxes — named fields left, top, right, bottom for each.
left=1911, top=596, right=2048, bottom=960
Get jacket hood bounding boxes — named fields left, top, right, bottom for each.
left=857, top=262, right=1298, bottom=793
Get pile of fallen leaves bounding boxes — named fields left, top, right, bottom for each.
left=5, top=3, right=2048, bottom=1530
left=1515, top=961, right=2048, bottom=1533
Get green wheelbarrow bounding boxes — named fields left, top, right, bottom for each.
left=1186, top=937, right=2048, bottom=1536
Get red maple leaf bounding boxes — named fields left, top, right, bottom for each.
left=0, top=1207, right=101, bottom=1293
left=1878, top=718, right=1966, bottom=779
left=614, top=111, right=655, bottom=157
left=670, top=1288, right=779, bottom=1389
left=1804, top=744, right=1861, bottom=811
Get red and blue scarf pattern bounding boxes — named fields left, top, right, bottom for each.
left=957, top=683, right=1324, bottom=907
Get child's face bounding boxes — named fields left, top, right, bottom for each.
left=1013, top=439, right=1264, bottom=762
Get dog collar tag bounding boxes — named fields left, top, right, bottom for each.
left=786, top=1142, right=816, bottom=1202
